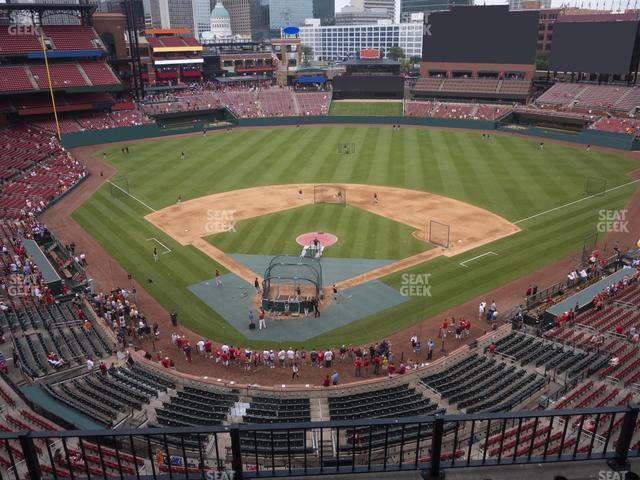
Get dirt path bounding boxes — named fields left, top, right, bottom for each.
left=146, top=183, right=518, bottom=287
left=37, top=125, right=640, bottom=388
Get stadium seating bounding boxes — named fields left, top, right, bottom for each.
left=295, top=92, right=331, bottom=116
left=42, top=26, right=103, bottom=52
left=30, top=64, right=87, bottom=90
left=421, top=352, right=546, bottom=413
left=0, top=27, right=42, bottom=55
left=79, top=62, right=120, bottom=86
left=0, top=66, right=36, bottom=93
left=258, top=88, right=296, bottom=116
left=46, top=362, right=172, bottom=426
left=536, top=82, right=640, bottom=114
left=589, top=117, right=640, bottom=136
left=154, top=385, right=237, bottom=428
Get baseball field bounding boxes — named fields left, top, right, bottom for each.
left=71, top=125, right=639, bottom=348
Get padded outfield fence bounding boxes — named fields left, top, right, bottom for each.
left=60, top=115, right=637, bottom=151
left=5, top=405, right=639, bottom=480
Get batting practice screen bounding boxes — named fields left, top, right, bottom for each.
left=314, top=185, right=347, bottom=205
left=429, top=220, right=450, bottom=248
left=337, top=143, right=356, bottom=154
left=421, top=6, right=539, bottom=65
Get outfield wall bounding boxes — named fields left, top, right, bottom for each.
left=496, top=125, right=635, bottom=151
left=237, top=115, right=495, bottom=130
left=60, top=115, right=635, bottom=151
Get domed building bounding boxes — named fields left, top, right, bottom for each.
left=209, top=1, right=232, bottom=39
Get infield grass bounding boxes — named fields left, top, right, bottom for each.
left=72, top=126, right=639, bottom=348
left=207, top=204, right=431, bottom=260
left=328, top=101, right=403, bottom=116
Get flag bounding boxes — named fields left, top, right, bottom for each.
left=271, top=51, right=279, bottom=65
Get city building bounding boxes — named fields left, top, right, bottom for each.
left=219, top=0, right=251, bottom=38
left=269, top=0, right=314, bottom=31
left=205, top=0, right=233, bottom=39
left=297, top=19, right=423, bottom=61
left=350, top=0, right=395, bottom=20
left=147, top=0, right=211, bottom=38
left=399, top=0, right=473, bottom=22
left=509, top=0, right=551, bottom=10
left=336, top=5, right=390, bottom=25
left=313, top=0, right=336, bottom=25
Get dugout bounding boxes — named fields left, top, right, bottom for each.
left=262, top=256, right=322, bottom=315
left=21, top=240, right=63, bottom=295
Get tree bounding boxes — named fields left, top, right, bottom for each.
left=301, top=45, right=314, bottom=66
left=536, top=50, right=550, bottom=71
left=387, top=46, right=405, bottom=61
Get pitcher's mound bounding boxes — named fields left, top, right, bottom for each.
left=296, top=231, right=338, bottom=247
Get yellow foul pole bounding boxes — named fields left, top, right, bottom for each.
left=39, top=30, right=61, bottom=140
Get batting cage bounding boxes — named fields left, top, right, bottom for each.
left=337, top=143, right=356, bottom=155
left=109, top=176, right=130, bottom=199
left=429, top=220, right=451, bottom=248
left=314, top=185, right=347, bottom=206
left=586, top=176, right=607, bottom=197
left=262, top=255, right=322, bottom=315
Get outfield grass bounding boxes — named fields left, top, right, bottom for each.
left=207, top=204, right=431, bottom=260
left=329, top=101, right=403, bottom=116
left=72, top=126, right=639, bottom=348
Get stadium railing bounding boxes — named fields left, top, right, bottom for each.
left=4, top=405, right=639, bottom=479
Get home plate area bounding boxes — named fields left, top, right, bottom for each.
left=187, top=255, right=409, bottom=342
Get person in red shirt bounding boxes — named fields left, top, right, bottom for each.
left=387, top=363, right=396, bottom=376
left=373, top=355, right=381, bottom=375
left=99, top=361, right=107, bottom=376
left=323, top=374, right=331, bottom=387
left=615, top=325, right=624, bottom=335
left=440, top=320, right=448, bottom=339
left=489, top=342, right=496, bottom=354
left=363, top=358, right=370, bottom=377
left=204, top=339, right=212, bottom=358
left=317, top=350, right=324, bottom=365
left=398, top=363, right=406, bottom=375
left=161, top=357, right=170, bottom=368
left=465, top=319, right=471, bottom=336
left=354, top=358, right=362, bottom=377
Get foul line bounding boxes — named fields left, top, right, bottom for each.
left=146, top=237, right=172, bottom=254
left=514, top=179, right=640, bottom=225
left=459, top=251, right=498, bottom=268
left=108, top=180, right=156, bottom=212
